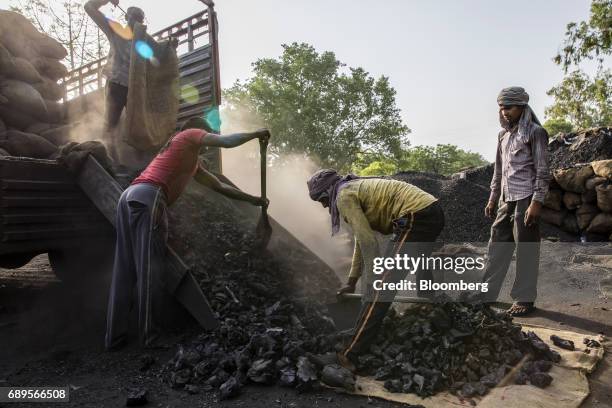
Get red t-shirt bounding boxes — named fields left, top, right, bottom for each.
left=132, top=129, right=207, bottom=205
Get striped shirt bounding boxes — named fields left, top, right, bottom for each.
left=489, top=125, right=551, bottom=203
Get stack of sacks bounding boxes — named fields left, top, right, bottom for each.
left=541, top=159, right=612, bottom=241
left=0, top=9, right=74, bottom=158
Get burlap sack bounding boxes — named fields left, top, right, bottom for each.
left=124, top=22, right=179, bottom=150
left=40, top=124, right=73, bottom=146
left=585, top=176, right=607, bottom=190
left=596, top=184, right=612, bottom=213
left=25, top=122, right=55, bottom=135
left=582, top=188, right=597, bottom=204
left=32, top=56, right=68, bottom=81
left=0, top=105, right=37, bottom=130
left=543, top=189, right=563, bottom=211
left=2, top=56, right=42, bottom=84
left=587, top=213, right=612, bottom=235
left=554, top=166, right=594, bottom=193
left=591, top=159, right=612, bottom=179
left=561, top=213, right=580, bottom=234
left=32, top=34, right=67, bottom=60
left=32, top=77, right=64, bottom=101
left=576, top=203, right=599, bottom=230
left=0, top=147, right=10, bottom=156
left=45, top=99, right=65, bottom=123
left=562, top=192, right=582, bottom=210
left=0, top=79, right=48, bottom=121
left=541, top=208, right=566, bottom=227
left=0, top=130, right=57, bottom=158
left=0, top=41, right=16, bottom=74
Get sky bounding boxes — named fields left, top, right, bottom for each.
left=2, top=0, right=596, bottom=161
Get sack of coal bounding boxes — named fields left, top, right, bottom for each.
left=39, top=124, right=73, bottom=146
left=585, top=176, right=608, bottom=190
left=45, top=99, right=66, bottom=123
left=0, top=105, right=39, bottom=130
left=596, top=184, right=612, bottom=213
left=592, top=160, right=612, bottom=179
left=561, top=213, right=580, bottom=234
left=562, top=192, right=582, bottom=210
left=576, top=204, right=599, bottom=230
left=0, top=129, right=57, bottom=158
left=543, top=189, right=563, bottom=211
left=0, top=79, right=49, bottom=121
left=32, top=77, right=64, bottom=101
left=32, top=33, right=67, bottom=60
left=2, top=56, right=42, bottom=84
left=587, top=213, right=612, bottom=235
left=541, top=207, right=566, bottom=227
left=554, top=165, right=594, bottom=193
left=31, top=56, right=68, bottom=81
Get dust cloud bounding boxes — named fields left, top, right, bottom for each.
left=220, top=108, right=353, bottom=279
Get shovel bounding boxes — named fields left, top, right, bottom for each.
left=326, top=293, right=432, bottom=331
left=253, top=137, right=272, bottom=250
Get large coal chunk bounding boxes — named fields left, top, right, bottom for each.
left=320, top=364, right=355, bottom=391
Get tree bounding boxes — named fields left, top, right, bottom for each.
left=355, top=144, right=488, bottom=176
left=546, top=70, right=611, bottom=129
left=554, top=0, right=612, bottom=72
left=546, top=0, right=611, bottom=130
left=543, top=118, right=574, bottom=137
left=10, top=0, right=109, bottom=71
left=223, top=43, right=410, bottom=172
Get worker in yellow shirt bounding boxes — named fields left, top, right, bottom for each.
left=307, top=169, right=445, bottom=369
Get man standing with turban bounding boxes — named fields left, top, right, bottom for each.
left=307, top=170, right=445, bottom=369
left=482, top=87, right=551, bottom=316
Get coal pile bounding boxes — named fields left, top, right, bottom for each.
left=354, top=300, right=560, bottom=398
left=0, top=10, right=73, bottom=157
left=548, top=127, right=612, bottom=170
left=162, top=182, right=342, bottom=397
left=393, top=171, right=493, bottom=242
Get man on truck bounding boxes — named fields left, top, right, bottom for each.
left=105, top=118, right=270, bottom=350
left=84, top=0, right=150, bottom=160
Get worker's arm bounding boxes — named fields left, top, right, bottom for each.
left=485, top=133, right=503, bottom=218
left=193, top=162, right=267, bottom=206
left=84, top=0, right=114, bottom=37
left=337, top=189, right=379, bottom=292
left=202, top=129, right=270, bottom=149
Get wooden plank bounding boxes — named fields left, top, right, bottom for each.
left=77, top=157, right=219, bottom=331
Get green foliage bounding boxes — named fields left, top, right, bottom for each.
left=547, top=0, right=612, bottom=130
left=223, top=43, right=410, bottom=172
left=354, top=144, right=488, bottom=176
left=543, top=118, right=575, bottom=136
left=554, top=0, right=612, bottom=72
left=545, top=69, right=612, bottom=129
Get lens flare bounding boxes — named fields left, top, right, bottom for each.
left=204, top=107, right=221, bottom=132
left=135, top=40, right=154, bottom=59
left=180, top=85, right=200, bottom=104
left=107, top=18, right=133, bottom=40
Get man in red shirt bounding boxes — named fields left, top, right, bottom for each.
left=105, top=117, right=270, bottom=350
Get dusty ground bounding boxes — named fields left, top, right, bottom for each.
left=0, top=244, right=610, bottom=408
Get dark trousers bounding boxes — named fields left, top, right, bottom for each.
left=105, top=183, right=167, bottom=349
left=482, top=196, right=541, bottom=303
left=104, top=81, right=128, bottom=131
left=343, top=201, right=445, bottom=359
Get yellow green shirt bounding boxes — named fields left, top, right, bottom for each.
left=336, top=178, right=437, bottom=279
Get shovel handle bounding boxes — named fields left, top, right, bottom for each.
left=259, top=138, right=268, bottom=202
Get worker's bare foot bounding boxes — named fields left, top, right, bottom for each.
left=507, top=302, right=535, bottom=316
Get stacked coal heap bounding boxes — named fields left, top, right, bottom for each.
left=357, top=301, right=559, bottom=398
left=0, top=10, right=75, bottom=158
left=541, top=128, right=612, bottom=242
left=393, top=170, right=493, bottom=243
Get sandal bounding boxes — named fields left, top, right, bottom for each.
left=507, top=302, right=536, bottom=316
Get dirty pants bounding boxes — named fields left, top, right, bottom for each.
left=104, top=81, right=128, bottom=131
left=343, top=201, right=445, bottom=360
left=105, top=183, right=167, bottom=349
left=482, top=195, right=541, bottom=303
